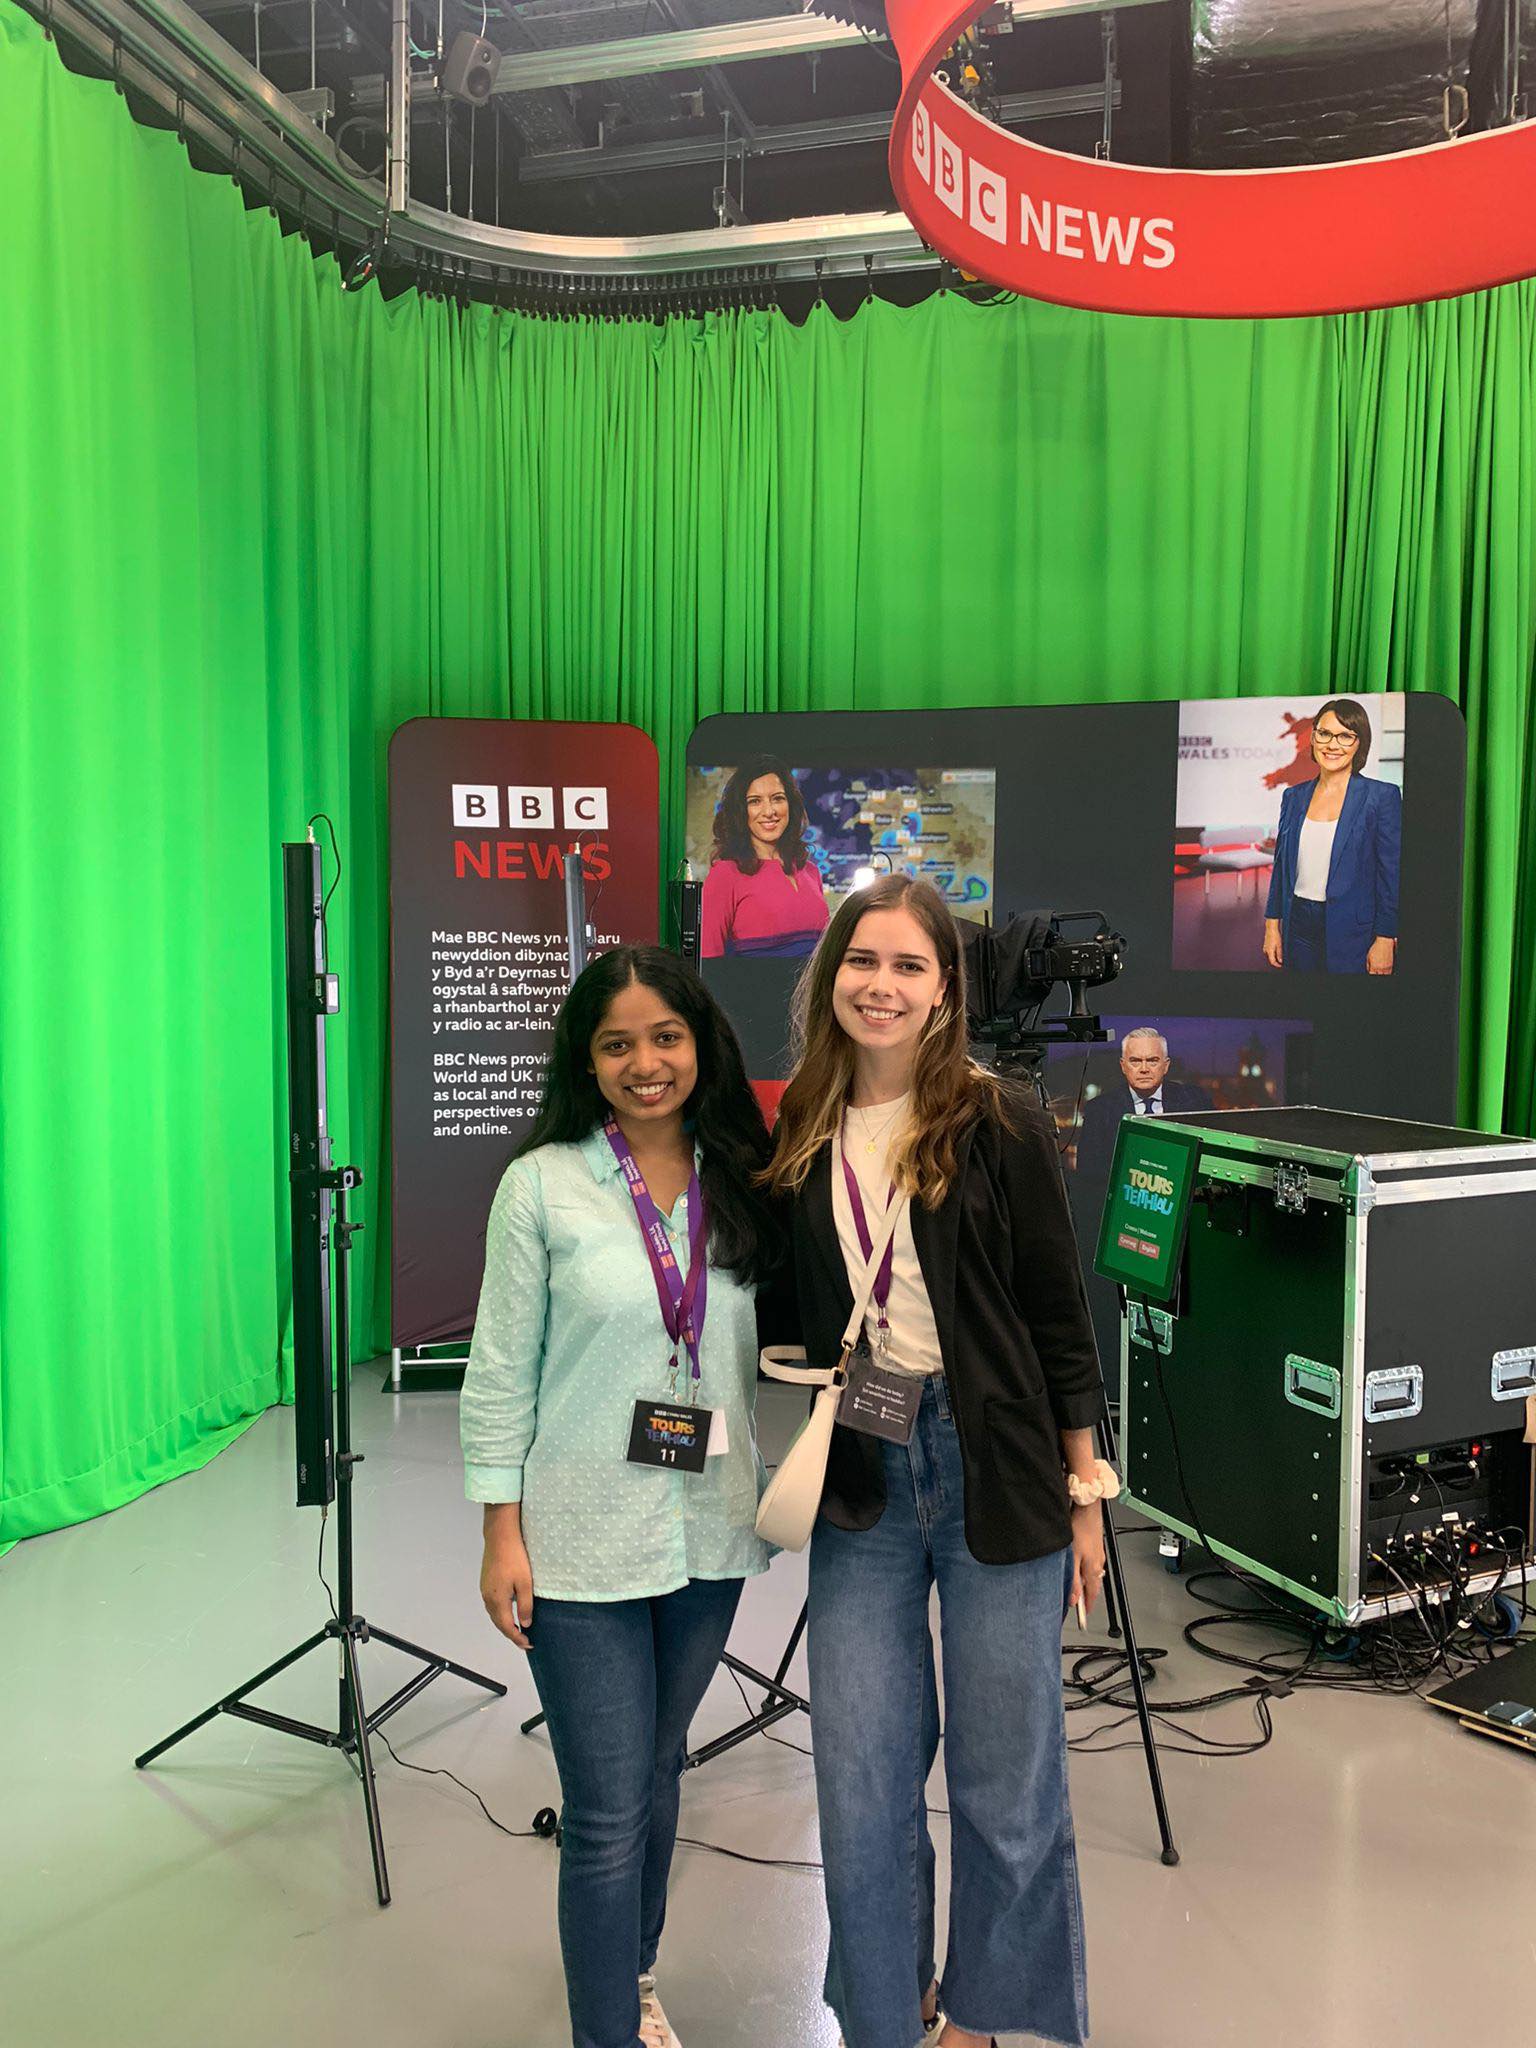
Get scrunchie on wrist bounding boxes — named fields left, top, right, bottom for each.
left=1066, top=1459, right=1121, bottom=1508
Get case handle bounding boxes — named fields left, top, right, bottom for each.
left=1364, top=1365, right=1423, bottom=1424
left=1284, top=1355, right=1341, bottom=1420
left=1492, top=1348, right=1536, bottom=1402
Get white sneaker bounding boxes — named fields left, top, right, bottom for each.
left=638, top=1973, right=682, bottom=2048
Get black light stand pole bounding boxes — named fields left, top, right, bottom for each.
left=135, top=1151, right=510, bottom=1905
left=1091, top=1394, right=1178, bottom=1865
left=1015, top=1040, right=1180, bottom=1866
left=135, top=841, right=509, bottom=1906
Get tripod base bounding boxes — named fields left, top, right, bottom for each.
left=136, top=1615, right=507, bottom=1907
left=521, top=1601, right=811, bottom=1769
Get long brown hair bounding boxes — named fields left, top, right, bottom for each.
left=711, top=755, right=813, bottom=875
left=764, top=875, right=1013, bottom=1209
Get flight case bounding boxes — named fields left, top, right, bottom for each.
left=1118, top=1107, right=1536, bottom=1625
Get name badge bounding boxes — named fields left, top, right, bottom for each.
left=838, top=1349, right=923, bottom=1445
left=628, top=1398, right=712, bottom=1474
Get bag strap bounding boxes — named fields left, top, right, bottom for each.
left=759, top=1184, right=910, bottom=1387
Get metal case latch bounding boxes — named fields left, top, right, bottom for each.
left=1363, top=1364, right=1424, bottom=1424
left=1492, top=1348, right=1536, bottom=1402
left=1273, top=1161, right=1310, bottom=1214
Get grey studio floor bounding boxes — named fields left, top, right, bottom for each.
left=6, top=1379, right=1536, bottom=2048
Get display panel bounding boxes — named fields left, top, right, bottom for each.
left=685, top=697, right=1464, bottom=1136
left=1093, top=1121, right=1203, bottom=1306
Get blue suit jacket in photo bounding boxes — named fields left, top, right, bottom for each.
left=1264, top=773, right=1402, bottom=974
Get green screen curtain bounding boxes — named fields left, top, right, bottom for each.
left=3, top=0, right=1534, bottom=1546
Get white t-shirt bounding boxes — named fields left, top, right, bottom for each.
left=831, top=1095, right=946, bottom=1377
left=1294, top=815, right=1338, bottom=903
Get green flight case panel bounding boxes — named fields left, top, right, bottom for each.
left=1117, top=1107, right=1536, bottom=1625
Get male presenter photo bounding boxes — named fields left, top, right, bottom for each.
left=1076, top=1029, right=1212, bottom=1189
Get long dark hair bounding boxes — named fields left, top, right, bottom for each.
left=711, top=754, right=812, bottom=875
left=516, top=945, right=779, bottom=1284
left=1312, top=697, right=1373, bottom=773
left=765, top=875, right=1015, bottom=1210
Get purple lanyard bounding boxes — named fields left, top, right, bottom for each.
left=839, top=1121, right=896, bottom=1343
left=604, top=1119, right=709, bottom=1394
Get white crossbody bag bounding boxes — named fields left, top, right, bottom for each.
left=754, top=1187, right=909, bottom=1553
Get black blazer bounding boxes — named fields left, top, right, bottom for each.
left=783, top=1102, right=1105, bottom=1566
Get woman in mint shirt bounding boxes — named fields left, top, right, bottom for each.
left=462, top=945, right=780, bottom=2048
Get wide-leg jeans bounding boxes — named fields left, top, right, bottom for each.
left=527, top=1575, right=744, bottom=2048
left=808, top=1376, right=1090, bottom=2048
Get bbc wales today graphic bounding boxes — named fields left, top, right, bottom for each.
left=1171, top=694, right=1405, bottom=974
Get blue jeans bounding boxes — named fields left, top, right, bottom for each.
left=526, top=1576, right=744, bottom=2048
left=1285, top=895, right=1328, bottom=971
left=808, top=1377, right=1089, bottom=2048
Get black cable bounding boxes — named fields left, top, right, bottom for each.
left=1178, top=1515, right=1536, bottom=1700
left=316, top=1506, right=340, bottom=1623
left=306, top=810, right=343, bottom=950
left=372, top=1724, right=547, bottom=1839
left=723, top=1661, right=814, bottom=1760
left=1134, top=1293, right=1290, bottom=1615
left=675, top=1834, right=823, bottom=1872
left=1062, top=1050, right=1092, bottom=1165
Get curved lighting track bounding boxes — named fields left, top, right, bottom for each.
left=886, top=0, right=1536, bottom=317
left=25, top=0, right=930, bottom=284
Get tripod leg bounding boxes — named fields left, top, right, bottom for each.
left=367, top=1625, right=508, bottom=1698
left=1099, top=1551, right=1122, bottom=1640
left=521, top=1710, right=548, bottom=1736
left=340, top=1628, right=392, bottom=1907
left=769, top=1601, right=809, bottom=1686
left=134, top=1629, right=332, bottom=1769
left=1100, top=1512, right=1179, bottom=1866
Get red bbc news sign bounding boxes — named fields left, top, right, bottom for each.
left=885, top=0, right=1536, bottom=319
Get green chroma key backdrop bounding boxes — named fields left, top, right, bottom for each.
left=3, top=0, right=1536, bottom=1544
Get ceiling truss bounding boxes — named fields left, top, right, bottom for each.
left=20, top=0, right=1139, bottom=285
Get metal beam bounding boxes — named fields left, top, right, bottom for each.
left=386, top=0, right=408, bottom=213
left=493, top=16, right=868, bottom=94
left=408, top=194, right=929, bottom=278
left=518, top=82, right=1118, bottom=182
left=487, top=0, right=1163, bottom=96
left=20, top=0, right=932, bottom=279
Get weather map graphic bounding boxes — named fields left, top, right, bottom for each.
left=686, top=763, right=996, bottom=919
left=796, top=767, right=995, bottom=915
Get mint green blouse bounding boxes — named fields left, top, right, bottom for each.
left=460, top=1130, right=773, bottom=1601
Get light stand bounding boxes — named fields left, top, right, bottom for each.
left=993, top=1028, right=1180, bottom=1867
left=520, top=1601, right=812, bottom=1768
left=135, top=837, right=508, bottom=1906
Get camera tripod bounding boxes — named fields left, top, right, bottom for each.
left=993, top=1033, right=1179, bottom=1864
left=135, top=1173, right=508, bottom=1906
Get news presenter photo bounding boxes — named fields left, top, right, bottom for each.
left=1075, top=1030, right=1213, bottom=1191
left=1262, top=699, right=1402, bottom=976
left=699, top=754, right=831, bottom=959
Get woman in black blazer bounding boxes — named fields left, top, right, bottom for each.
left=764, top=874, right=1108, bottom=2048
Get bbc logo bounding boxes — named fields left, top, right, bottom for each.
left=452, top=785, right=608, bottom=829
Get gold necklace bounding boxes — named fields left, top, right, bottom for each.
left=849, top=1098, right=906, bottom=1155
